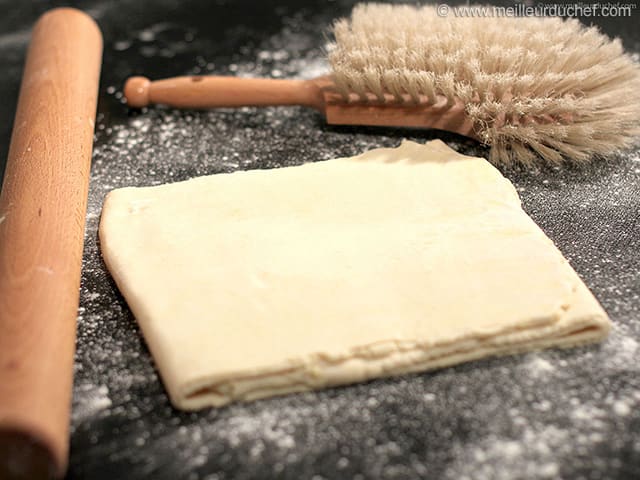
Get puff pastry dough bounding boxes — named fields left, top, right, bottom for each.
left=99, top=140, right=610, bottom=410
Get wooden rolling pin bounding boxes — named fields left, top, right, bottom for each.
left=0, top=8, right=102, bottom=479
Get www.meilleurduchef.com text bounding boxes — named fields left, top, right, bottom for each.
left=436, top=2, right=636, bottom=17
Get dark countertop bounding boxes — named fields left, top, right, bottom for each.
left=1, top=1, right=639, bottom=479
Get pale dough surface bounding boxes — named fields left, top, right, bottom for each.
left=99, top=140, right=610, bottom=410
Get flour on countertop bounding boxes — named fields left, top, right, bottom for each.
left=67, top=3, right=640, bottom=479
left=72, top=384, right=112, bottom=425
left=524, top=355, right=556, bottom=377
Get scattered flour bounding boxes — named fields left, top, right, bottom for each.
left=446, top=425, right=568, bottom=480
left=221, top=409, right=298, bottom=451
left=525, top=355, right=556, bottom=378
left=62, top=4, right=640, bottom=479
left=612, top=400, right=631, bottom=416
left=72, top=384, right=112, bottom=424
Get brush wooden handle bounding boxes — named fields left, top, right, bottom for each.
left=125, top=75, right=325, bottom=110
left=125, top=74, right=480, bottom=139
left=0, top=8, right=102, bottom=479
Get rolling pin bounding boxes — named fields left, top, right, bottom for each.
left=0, top=8, right=102, bottom=479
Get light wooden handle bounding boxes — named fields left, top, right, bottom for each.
left=0, top=8, right=102, bottom=479
left=124, top=75, right=480, bottom=140
left=124, top=75, right=326, bottom=110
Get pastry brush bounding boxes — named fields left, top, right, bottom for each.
left=124, top=3, right=640, bottom=165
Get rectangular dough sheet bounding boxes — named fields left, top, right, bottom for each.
left=99, top=140, right=610, bottom=410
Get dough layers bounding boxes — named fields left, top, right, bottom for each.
left=99, top=140, right=610, bottom=410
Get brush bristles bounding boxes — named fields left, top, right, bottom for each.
left=328, top=3, right=640, bottom=165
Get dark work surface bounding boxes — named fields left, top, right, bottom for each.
left=1, top=1, right=640, bottom=479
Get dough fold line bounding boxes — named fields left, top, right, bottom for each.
left=182, top=316, right=606, bottom=409
left=177, top=277, right=607, bottom=410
